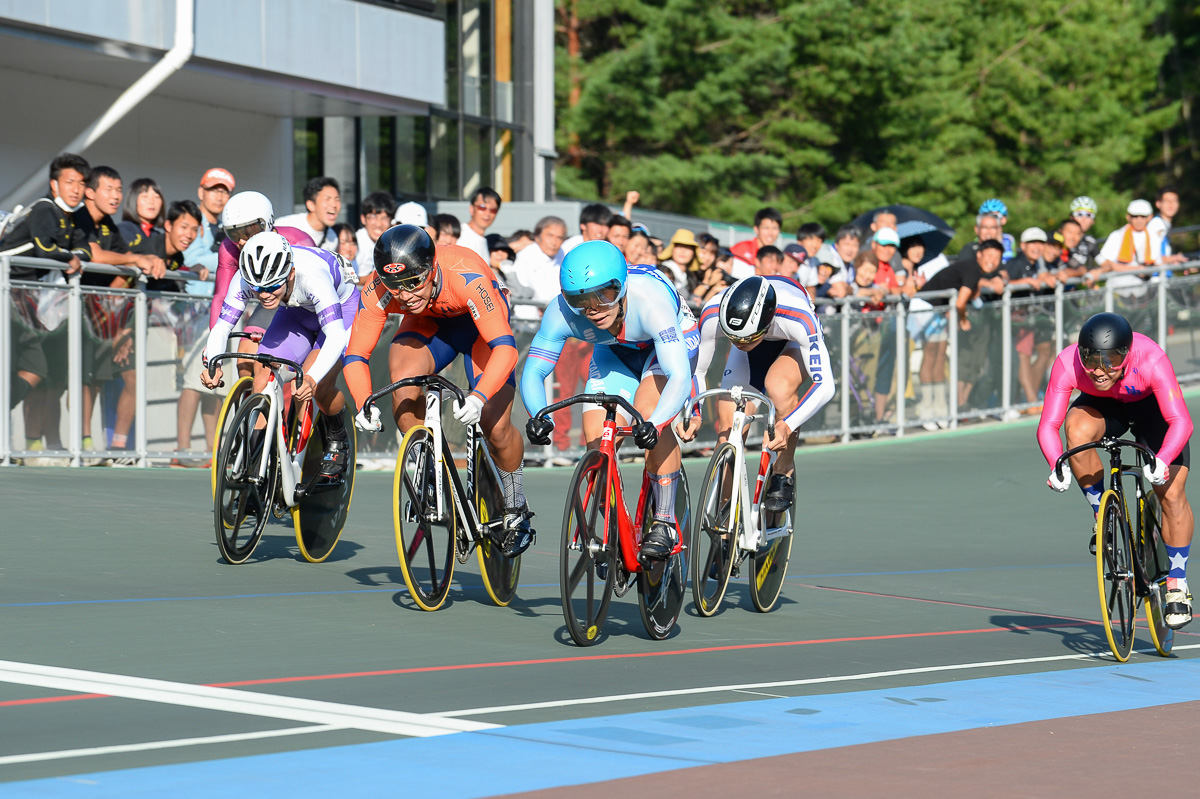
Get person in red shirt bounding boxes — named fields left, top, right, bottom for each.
left=730, top=207, right=783, bottom=270
left=344, top=225, right=534, bottom=557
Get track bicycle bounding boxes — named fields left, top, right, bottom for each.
left=207, top=351, right=356, bottom=565
left=531, top=393, right=690, bottom=646
left=684, top=386, right=794, bottom=615
left=1054, top=437, right=1173, bottom=661
left=363, top=374, right=520, bottom=611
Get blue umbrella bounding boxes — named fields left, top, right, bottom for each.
left=851, top=205, right=955, bottom=265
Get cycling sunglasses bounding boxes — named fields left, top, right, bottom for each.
left=729, top=328, right=768, bottom=346
left=251, top=278, right=288, bottom=294
left=1079, top=346, right=1128, bottom=371
left=380, top=263, right=433, bottom=293
left=224, top=220, right=269, bottom=244
left=564, top=282, right=623, bottom=312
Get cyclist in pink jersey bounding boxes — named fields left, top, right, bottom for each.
left=1037, top=312, right=1194, bottom=627
left=209, top=191, right=315, bottom=328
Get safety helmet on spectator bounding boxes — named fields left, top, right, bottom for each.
left=221, top=191, right=275, bottom=246
left=373, top=224, right=437, bottom=292
left=559, top=240, right=628, bottom=312
left=1077, top=312, right=1133, bottom=371
left=720, top=276, right=777, bottom=344
left=239, top=232, right=293, bottom=291
left=1070, top=196, right=1098, bottom=216
left=978, top=198, right=1008, bottom=217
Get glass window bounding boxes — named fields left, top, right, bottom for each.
left=494, top=0, right=512, bottom=123
left=395, top=115, right=429, bottom=197
left=493, top=128, right=513, bottom=201
left=462, top=122, right=488, bottom=198
left=430, top=115, right=459, bottom=198
left=461, top=0, right=488, bottom=117
left=293, top=118, right=324, bottom=209
left=440, top=0, right=459, bottom=111
left=361, top=117, right=396, bottom=195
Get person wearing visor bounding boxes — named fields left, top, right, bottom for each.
left=680, top=275, right=835, bottom=512
left=1038, top=312, right=1195, bottom=627
left=343, top=225, right=534, bottom=558
left=520, top=240, right=700, bottom=561
left=200, top=232, right=359, bottom=478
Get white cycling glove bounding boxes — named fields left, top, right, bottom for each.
left=453, top=394, right=486, bottom=427
left=1047, top=467, right=1071, bottom=493
left=1144, top=457, right=1170, bottom=486
left=355, top=405, right=382, bottom=433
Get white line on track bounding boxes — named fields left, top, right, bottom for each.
left=0, top=659, right=498, bottom=737
left=435, top=644, right=1200, bottom=718
left=0, top=724, right=345, bottom=766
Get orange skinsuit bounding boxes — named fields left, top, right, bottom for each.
left=344, top=244, right=519, bottom=412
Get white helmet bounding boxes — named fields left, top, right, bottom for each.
left=221, top=191, right=275, bottom=245
left=239, top=232, right=293, bottom=289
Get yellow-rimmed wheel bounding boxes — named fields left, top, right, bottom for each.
left=393, top=425, right=457, bottom=610
left=1138, top=490, right=1173, bottom=656
left=1096, top=489, right=1136, bottom=661
left=560, top=450, right=615, bottom=646
left=210, top=376, right=253, bottom=498
left=692, top=443, right=738, bottom=617
left=290, top=409, right=356, bottom=563
left=474, top=440, right=520, bottom=606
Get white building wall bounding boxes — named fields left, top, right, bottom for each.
left=0, top=69, right=293, bottom=211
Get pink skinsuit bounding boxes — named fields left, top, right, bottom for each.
left=207, top=226, right=315, bottom=328
left=1037, top=333, right=1193, bottom=467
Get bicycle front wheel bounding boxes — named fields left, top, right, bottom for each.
left=692, top=443, right=738, bottom=617
left=393, top=426, right=457, bottom=611
left=1096, top=490, right=1136, bottom=661
left=1139, top=490, right=1173, bottom=656
left=475, top=439, right=520, bottom=606
left=210, top=375, right=253, bottom=498
left=214, top=394, right=275, bottom=564
left=560, top=450, right=615, bottom=646
left=638, top=470, right=689, bottom=640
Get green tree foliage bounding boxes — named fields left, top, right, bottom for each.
left=557, top=0, right=1180, bottom=247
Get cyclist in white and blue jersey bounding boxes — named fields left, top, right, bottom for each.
left=521, top=240, right=699, bottom=561
left=680, top=275, right=835, bottom=511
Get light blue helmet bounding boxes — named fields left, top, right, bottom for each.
left=559, top=240, right=628, bottom=312
left=978, top=198, right=1008, bottom=217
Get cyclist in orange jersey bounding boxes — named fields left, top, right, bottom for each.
left=344, top=224, right=534, bottom=557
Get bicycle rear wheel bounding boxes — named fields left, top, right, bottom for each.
left=692, top=443, right=738, bottom=617
left=1139, top=490, right=1173, bottom=656
left=1096, top=490, right=1136, bottom=661
left=638, top=470, right=689, bottom=640
left=210, top=375, right=253, bottom=498
left=214, top=395, right=275, bottom=564
left=475, top=439, right=520, bottom=607
left=393, top=426, right=457, bottom=611
left=749, top=465, right=794, bottom=613
left=560, top=450, right=614, bottom=646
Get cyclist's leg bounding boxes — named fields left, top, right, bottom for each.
left=716, top=345, right=753, bottom=444
left=387, top=315, right=440, bottom=433
left=580, top=344, right=637, bottom=450
left=1064, top=397, right=1116, bottom=512
left=761, top=343, right=805, bottom=510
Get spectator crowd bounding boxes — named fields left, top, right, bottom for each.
left=1, top=150, right=1191, bottom=463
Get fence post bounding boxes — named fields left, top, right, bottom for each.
left=0, top=257, right=10, bottom=465
left=1157, top=273, right=1168, bottom=346
left=840, top=307, right=850, bottom=442
left=135, top=288, right=148, bottom=468
left=68, top=271, right=82, bottom=467
left=1054, top=280, right=1064, bottom=352
left=1104, top=283, right=1114, bottom=313
left=1001, top=287, right=1012, bottom=419
left=948, top=301, right=959, bottom=430
left=894, top=303, right=906, bottom=437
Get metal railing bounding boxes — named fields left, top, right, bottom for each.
left=6, top=254, right=1200, bottom=467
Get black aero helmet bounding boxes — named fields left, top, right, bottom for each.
left=1078, top=312, right=1133, bottom=370
left=719, top=276, right=777, bottom=343
left=374, top=224, right=436, bottom=291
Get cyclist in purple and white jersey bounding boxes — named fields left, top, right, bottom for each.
left=200, top=232, right=359, bottom=477
left=680, top=275, right=835, bottom=511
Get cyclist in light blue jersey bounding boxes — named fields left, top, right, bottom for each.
left=521, top=240, right=699, bottom=561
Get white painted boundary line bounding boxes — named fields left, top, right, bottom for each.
left=435, top=644, right=1200, bottom=718
left=0, top=724, right=345, bottom=766
left=0, top=659, right=498, bottom=737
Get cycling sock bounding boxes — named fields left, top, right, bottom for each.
left=1166, top=544, right=1190, bottom=589
left=1079, top=482, right=1102, bottom=516
left=649, top=471, right=680, bottom=524
left=112, top=434, right=128, bottom=449
left=27, top=439, right=42, bottom=451
left=324, top=410, right=347, bottom=440
left=10, top=377, right=32, bottom=409
left=498, top=466, right=525, bottom=510
left=82, top=436, right=93, bottom=451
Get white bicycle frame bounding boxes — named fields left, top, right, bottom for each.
left=242, top=366, right=317, bottom=509
left=684, top=386, right=790, bottom=553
